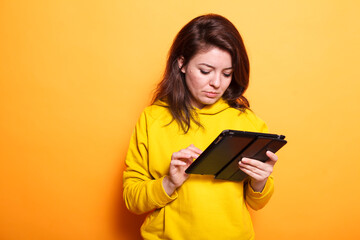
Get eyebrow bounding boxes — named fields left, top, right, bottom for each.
left=199, top=63, right=233, bottom=70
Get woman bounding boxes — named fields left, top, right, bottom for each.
left=123, top=14, right=279, bottom=239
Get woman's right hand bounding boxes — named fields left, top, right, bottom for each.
left=163, top=144, right=202, bottom=196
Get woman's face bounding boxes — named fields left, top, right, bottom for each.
left=178, top=46, right=233, bottom=109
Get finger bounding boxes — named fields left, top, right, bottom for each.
left=239, top=161, right=267, bottom=175
left=187, top=144, right=203, bottom=155
left=185, top=158, right=194, bottom=166
left=170, top=159, right=188, bottom=166
left=239, top=160, right=272, bottom=176
left=241, top=158, right=268, bottom=169
left=238, top=166, right=263, bottom=180
left=179, top=149, right=200, bottom=159
left=266, top=151, right=278, bottom=166
left=239, top=162, right=271, bottom=181
left=171, top=152, right=192, bottom=160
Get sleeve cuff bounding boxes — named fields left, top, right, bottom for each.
left=148, top=176, right=178, bottom=207
left=247, top=176, right=274, bottom=199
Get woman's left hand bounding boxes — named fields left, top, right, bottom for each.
left=238, top=151, right=278, bottom=192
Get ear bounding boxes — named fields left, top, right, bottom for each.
left=177, top=56, right=186, bottom=73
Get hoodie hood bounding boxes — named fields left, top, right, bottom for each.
left=196, top=98, right=230, bottom=115
left=153, top=98, right=230, bottom=115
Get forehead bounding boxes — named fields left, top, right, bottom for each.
left=190, top=46, right=232, bottom=68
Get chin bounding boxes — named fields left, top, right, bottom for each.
left=201, top=98, right=220, bottom=106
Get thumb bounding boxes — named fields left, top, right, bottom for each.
left=266, top=151, right=278, bottom=165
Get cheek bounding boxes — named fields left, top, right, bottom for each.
left=186, top=71, right=204, bottom=90
left=222, top=79, right=232, bottom=91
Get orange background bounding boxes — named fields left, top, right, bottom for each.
left=1, top=1, right=360, bottom=239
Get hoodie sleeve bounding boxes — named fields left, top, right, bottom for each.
left=123, top=110, right=178, bottom=215
left=245, top=176, right=274, bottom=210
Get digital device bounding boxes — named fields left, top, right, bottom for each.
left=185, top=130, right=287, bottom=181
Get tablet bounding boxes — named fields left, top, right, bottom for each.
left=185, top=130, right=287, bottom=181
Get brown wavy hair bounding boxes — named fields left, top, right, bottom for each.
left=152, top=14, right=250, bottom=133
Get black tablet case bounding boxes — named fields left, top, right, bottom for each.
left=185, top=130, right=287, bottom=181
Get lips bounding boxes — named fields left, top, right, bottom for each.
left=204, top=91, right=219, bottom=98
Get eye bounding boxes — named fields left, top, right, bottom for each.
left=223, top=72, right=232, bottom=78
left=200, top=69, right=210, bottom=75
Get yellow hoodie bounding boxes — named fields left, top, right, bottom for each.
left=123, top=99, right=274, bottom=240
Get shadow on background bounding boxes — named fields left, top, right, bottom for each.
left=112, top=163, right=147, bottom=239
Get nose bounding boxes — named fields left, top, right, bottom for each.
left=209, top=73, right=221, bottom=89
